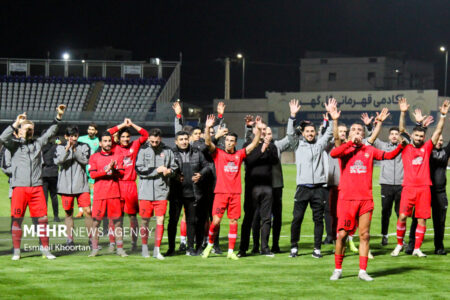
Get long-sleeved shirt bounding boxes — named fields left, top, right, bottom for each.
left=88, top=150, right=124, bottom=200
left=243, top=142, right=278, bottom=187
left=430, top=142, right=450, bottom=192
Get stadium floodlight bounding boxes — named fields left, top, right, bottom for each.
left=440, top=46, right=448, bottom=96
left=62, top=52, right=70, bottom=60
left=236, top=53, right=245, bottom=98
left=394, top=69, right=400, bottom=73
left=81, top=60, right=86, bottom=63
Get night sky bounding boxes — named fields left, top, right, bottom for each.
left=1, top=1, right=449, bottom=108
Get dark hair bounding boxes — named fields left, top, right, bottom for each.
left=149, top=128, right=162, bottom=137
left=88, top=123, right=98, bottom=130
left=118, top=127, right=131, bottom=137
left=190, top=126, right=202, bottom=136
left=303, top=123, right=316, bottom=131
left=412, top=125, right=426, bottom=133
left=175, top=131, right=189, bottom=139
left=226, top=132, right=238, bottom=140
left=65, top=126, right=79, bottom=136
left=389, top=126, right=400, bottom=133
left=337, top=123, right=348, bottom=128
left=100, top=131, right=112, bottom=140
left=351, top=122, right=365, bottom=128
left=182, top=125, right=193, bottom=133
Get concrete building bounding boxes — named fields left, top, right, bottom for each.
left=300, top=51, right=434, bottom=92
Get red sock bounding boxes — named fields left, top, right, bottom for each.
left=359, top=256, right=368, bottom=271
left=228, top=223, right=238, bottom=250
left=116, top=240, right=123, bottom=249
left=414, top=225, right=426, bottom=249
left=396, top=220, right=406, bottom=246
left=11, top=220, right=22, bottom=249
left=92, top=238, right=98, bottom=250
left=335, top=254, right=344, bottom=269
left=208, top=222, right=218, bottom=244
left=156, top=224, right=164, bottom=247
left=180, top=219, right=187, bottom=238
left=109, top=221, right=115, bottom=244
left=140, top=226, right=148, bottom=245
left=38, top=218, right=49, bottom=248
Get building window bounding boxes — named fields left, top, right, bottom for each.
left=328, top=72, right=336, bottom=81
left=368, top=72, right=376, bottom=81
left=320, top=59, right=328, bottom=64
left=369, top=57, right=378, bottom=63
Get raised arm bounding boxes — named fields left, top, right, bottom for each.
left=398, top=97, right=409, bottom=133
left=244, top=115, right=254, bottom=144
left=127, top=119, right=149, bottom=144
left=373, top=142, right=405, bottom=160
left=367, top=108, right=390, bottom=145
left=245, top=116, right=262, bottom=155
left=330, top=140, right=357, bottom=158
left=107, top=119, right=129, bottom=135
left=287, top=99, right=301, bottom=150
left=431, top=100, right=450, bottom=145
left=172, top=101, right=183, bottom=134
left=204, top=114, right=216, bottom=153
left=317, top=98, right=340, bottom=150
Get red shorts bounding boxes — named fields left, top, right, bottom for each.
left=212, top=193, right=241, bottom=219
left=337, top=199, right=374, bottom=232
left=139, top=200, right=167, bottom=218
left=400, top=186, right=431, bottom=219
left=92, top=198, right=122, bottom=220
left=11, top=186, right=47, bottom=218
left=61, top=193, right=91, bottom=211
left=120, top=181, right=139, bottom=215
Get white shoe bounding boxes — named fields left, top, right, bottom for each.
left=12, top=254, right=20, bottom=261
left=391, top=245, right=403, bottom=257
left=153, top=252, right=165, bottom=260
left=368, top=250, right=374, bottom=259
left=412, top=248, right=427, bottom=257
left=116, top=248, right=128, bottom=257
left=42, top=250, right=56, bottom=260
left=88, top=249, right=99, bottom=257
left=329, top=269, right=342, bottom=281
left=358, top=270, right=374, bottom=281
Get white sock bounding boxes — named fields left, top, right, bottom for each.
left=335, top=268, right=342, bottom=272
left=142, top=244, right=148, bottom=251
left=291, top=247, right=298, bottom=253
left=314, top=248, right=321, bottom=254
left=383, top=235, right=388, bottom=238
left=208, top=242, right=213, bottom=247
left=180, top=236, right=186, bottom=244
left=348, top=236, right=353, bottom=241
left=228, top=249, right=233, bottom=254
left=79, top=207, right=83, bottom=212
left=154, top=246, right=160, bottom=255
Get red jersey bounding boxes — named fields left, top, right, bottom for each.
left=331, top=141, right=403, bottom=201
left=108, top=126, right=148, bottom=181
left=212, top=148, right=247, bottom=194
left=88, top=151, right=125, bottom=200
left=401, top=140, right=433, bottom=187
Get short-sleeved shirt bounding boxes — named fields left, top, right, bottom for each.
left=401, top=140, right=433, bottom=187
left=212, top=148, right=246, bottom=194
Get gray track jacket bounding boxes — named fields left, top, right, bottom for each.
left=136, top=143, right=178, bottom=201
left=0, top=120, right=60, bottom=187
left=373, top=139, right=404, bottom=185
left=54, top=142, right=90, bottom=194
left=287, top=117, right=333, bottom=185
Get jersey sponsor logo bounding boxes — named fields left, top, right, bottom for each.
left=412, top=156, right=423, bottom=165
left=129, top=148, right=134, bottom=154
left=420, top=148, right=425, bottom=152
left=123, top=156, right=133, bottom=168
left=235, top=155, right=239, bottom=159
left=224, top=161, right=239, bottom=173
left=364, top=153, right=370, bottom=158
left=350, top=160, right=367, bottom=174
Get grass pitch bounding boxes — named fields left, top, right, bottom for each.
left=0, top=165, right=449, bottom=299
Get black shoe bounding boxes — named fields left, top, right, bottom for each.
left=271, top=246, right=281, bottom=253
left=261, top=250, right=275, bottom=257
left=237, top=250, right=247, bottom=258
left=164, top=248, right=175, bottom=256
left=212, top=245, right=223, bottom=255
left=322, top=237, right=333, bottom=245
left=53, top=217, right=61, bottom=222
left=312, top=249, right=323, bottom=258
left=131, top=243, right=138, bottom=252
left=186, top=247, right=199, bottom=256
left=381, top=236, right=388, bottom=246
left=251, top=247, right=259, bottom=254
left=289, top=250, right=298, bottom=258
left=435, top=249, right=447, bottom=255
left=65, top=240, right=75, bottom=247
left=179, top=243, right=187, bottom=252
left=405, top=246, right=414, bottom=255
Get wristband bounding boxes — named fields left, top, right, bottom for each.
left=176, top=114, right=182, bottom=119
left=218, top=114, right=223, bottom=118
left=441, top=114, right=447, bottom=118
